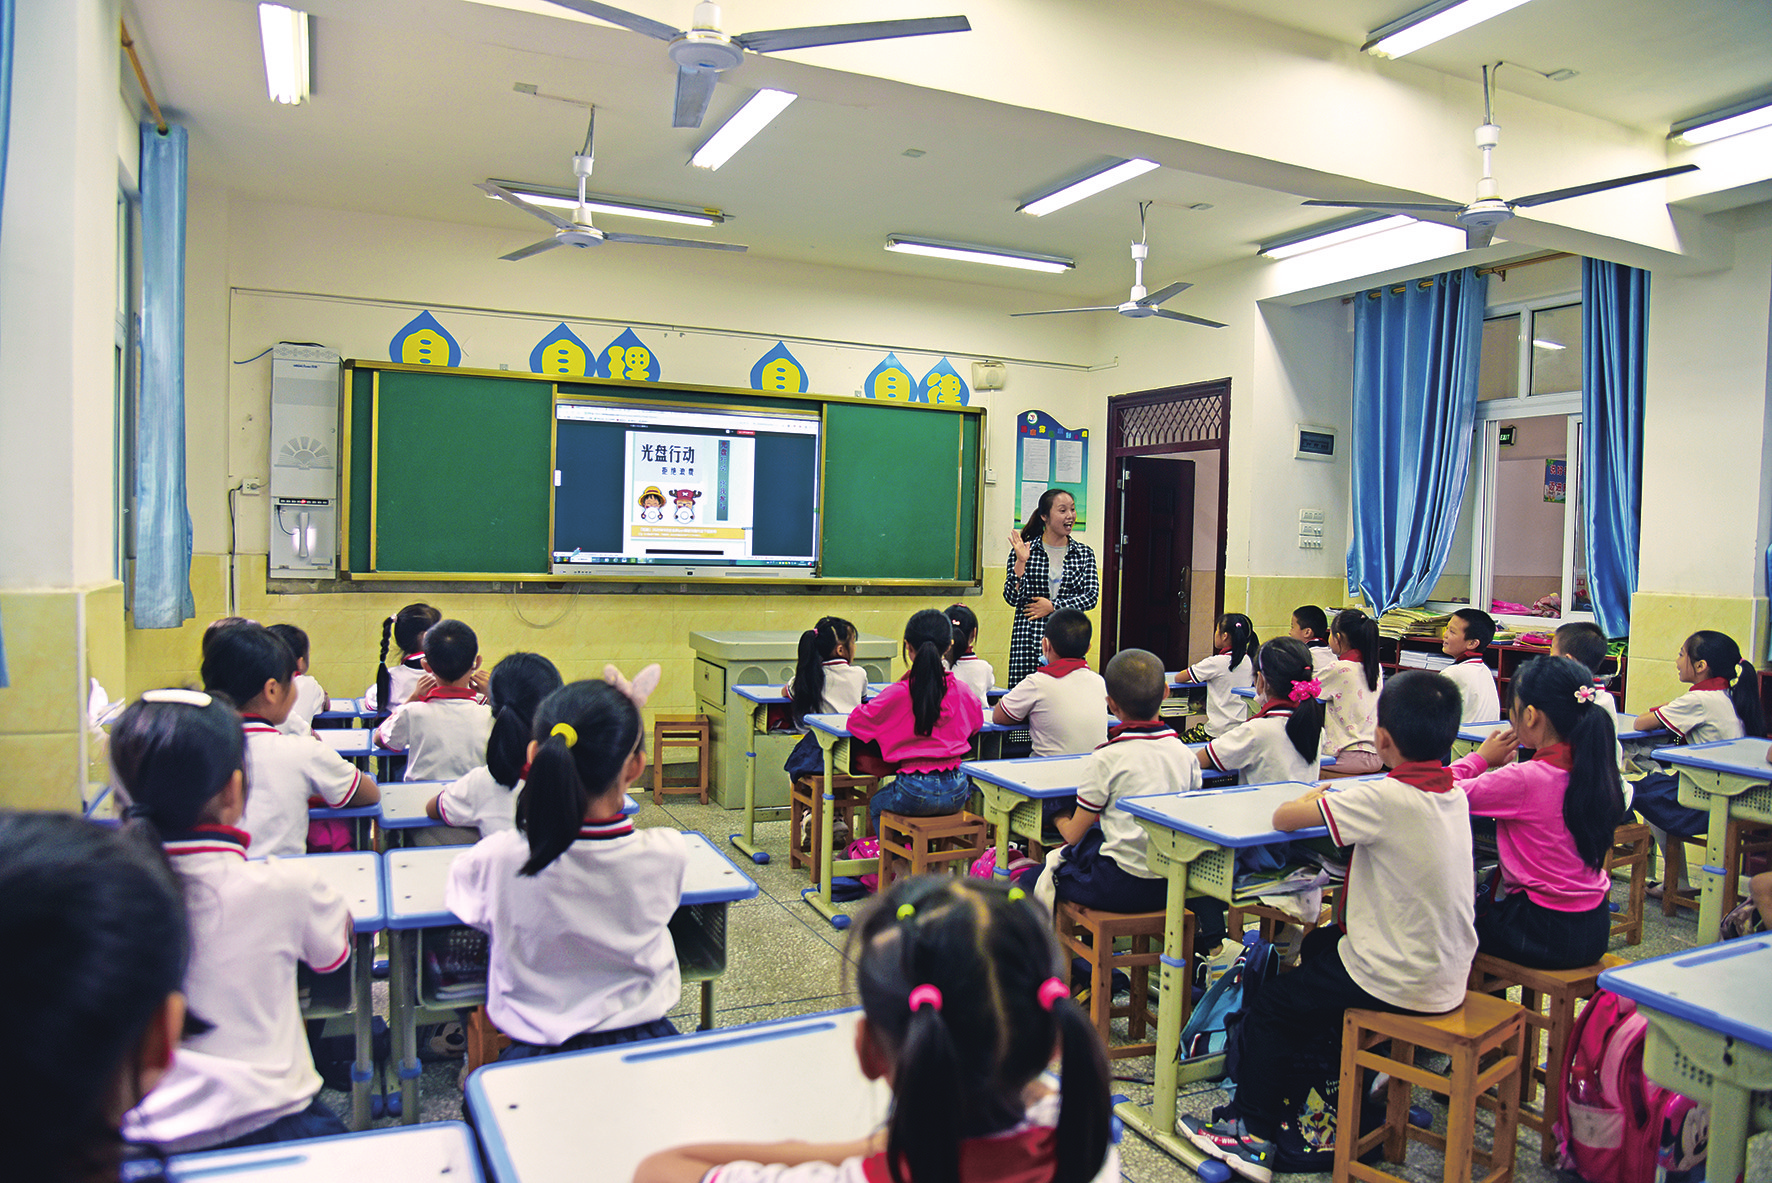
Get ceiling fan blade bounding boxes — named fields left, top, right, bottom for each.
left=1465, top=224, right=1498, bottom=250
left=1009, top=306, right=1119, bottom=317
left=1300, top=199, right=1466, bottom=213
left=734, top=16, right=970, bottom=54
left=1509, top=164, right=1700, bottom=209
left=603, top=231, right=746, bottom=251
left=478, top=182, right=579, bottom=233
left=1138, top=280, right=1192, bottom=307
left=500, top=238, right=565, bottom=262
left=1152, top=308, right=1227, bottom=329
left=538, top=0, right=681, bottom=41
left=672, top=65, right=718, bottom=129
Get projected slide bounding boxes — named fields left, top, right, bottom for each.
left=624, top=430, right=755, bottom=557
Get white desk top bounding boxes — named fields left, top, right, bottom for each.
left=167, top=1121, right=481, bottom=1180
left=384, top=830, right=758, bottom=929
left=1599, top=933, right=1772, bottom=1052
left=468, top=1010, right=889, bottom=1183
left=283, top=851, right=384, bottom=932
left=1649, top=737, right=1772, bottom=777
left=733, top=684, right=791, bottom=705
left=1120, top=781, right=1329, bottom=847
left=379, top=782, right=639, bottom=830
left=1458, top=719, right=1674, bottom=744
left=961, top=754, right=1091, bottom=796
left=316, top=729, right=397, bottom=758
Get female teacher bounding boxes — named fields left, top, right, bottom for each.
left=1003, top=488, right=1099, bottom=689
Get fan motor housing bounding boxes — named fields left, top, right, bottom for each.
left=1459, top=199, right=1512, bottom=229
left=670, top=31, right=743, bottom=72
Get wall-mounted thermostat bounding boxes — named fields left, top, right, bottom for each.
left=1295, top=424, right=1337, bottom=461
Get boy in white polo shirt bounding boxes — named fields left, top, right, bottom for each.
left=993, top=609, right=1109, bottom=757
left=1184, top=670, right=1477, bottom=1182
left=1440, top=607, right=1500, bottom=724
left=376, top=618, right=494, bottom=781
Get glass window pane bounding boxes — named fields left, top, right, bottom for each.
left=1570, top=423, right=1589, bottom=615
left=1479, top=314, right=1520, bottom=401
left=1489, top=415, right=1569, bottom=617
left=1530, top=304, right=1581, bottom=395
left=1431, top=424, right=1480, bottom=603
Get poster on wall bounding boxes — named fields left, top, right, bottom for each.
left=919, top=357, right=969, bottom=406
left=1015, top=410, right=1088, bottom=528
left=389, top=311, right=462, bottom=367
left=530, top=323, right=594, bottom=376
left=750, top=341, right=809, bottom=392
left=861, top=352, right=917, bottom=401
left=596, top=328, right=662, bottom=382
left=1544, top=458, right=1566, bottom=503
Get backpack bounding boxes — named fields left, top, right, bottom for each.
left=1555, top=989, right=1708, bottom=1183
left=1177, top=932, right=1274, bottom=1075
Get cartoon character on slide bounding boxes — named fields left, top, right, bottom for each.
left=638, top=486, right=666, bottom=523
left=669, top=488, right=701, bottom=523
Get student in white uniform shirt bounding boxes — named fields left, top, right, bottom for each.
left=1318, top=609, right=1385, bottom=778
left=202, top=625, right=380, bottom=859
left=375, top=619, right=494, bottom=781
left=1195, top=638, right=1325, bottom=788
left=1440, top=608, right=1501, bottom=725
left=1551, top=622, right=1630, bottom=795
left=362, top=601, right=440, bottom=713
left=446, top=674, right=688, bottom=1056
left=266, top=623, right=325, bottom=736
left=945, top=602, right=996, bottom=708
left=781, top=616, right=868, bottom=782
left=1289, top=604, right=1337, bottom=676
left=428, top=652, right=563, bottom=839
left=1180, top=613, right=1258, bottom=742
left=114, top=690, right=355, bottom=1153
left=993, top=609, right=1109, bottom=757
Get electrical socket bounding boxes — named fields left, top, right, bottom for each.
left=241, top=477, right=265, bottom=494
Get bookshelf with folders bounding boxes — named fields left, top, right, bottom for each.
left=1370, top=608, right=1629, bottom=712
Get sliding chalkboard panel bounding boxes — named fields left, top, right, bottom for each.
left=821, top=400, right=964, bottom=581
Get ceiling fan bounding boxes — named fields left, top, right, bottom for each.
left=1300, top=65, right=1698, bottom=250
left=1012, top=204, right=1225, bottom=329
left=542, top=1, right=970, bottom=128
left=478, top=109, right=746, bottom=260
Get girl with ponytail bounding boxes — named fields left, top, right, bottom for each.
left=427, top=652, right=563, bottom=838
left=944, top=603, right=994, bottom=708
left=782, top=616, right=865, bottom=780
left=1195, top=637, right=1324, bottom=788
left=364, top=602, right=440, bottom=712
left=445, top=669, right=689, bottom=1057
left=1319, top=609, right=1385, bottom=778
left=1452, top=655, right=1625, bottom=969
left=1181, top=613, right=1258, bottom=742
left=849, top=610, right=985, bottom=837
left=637, top=876, right=1115, bottom=1183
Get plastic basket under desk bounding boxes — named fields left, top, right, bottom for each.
left=298, top=958, right=356, bottom=1018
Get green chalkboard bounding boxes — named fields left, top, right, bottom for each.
left=821, top=400, right=967, bottom=580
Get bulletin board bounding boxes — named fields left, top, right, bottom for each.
left=1014, top=410, right=1089, bottom=528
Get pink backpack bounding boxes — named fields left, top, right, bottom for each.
left=1555, top=989, right=1707, bottom=1183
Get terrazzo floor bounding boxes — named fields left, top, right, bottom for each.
left=314, top=793, right=1772, bottom=1183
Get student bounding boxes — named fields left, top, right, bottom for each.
left=115, top=689, right=354, bottom=1152
left=781, top=616, right=867, bottom=780
left=1318, top=609, right=1383, bottom=778
left=201, top=616, right=258, bottom=654
left=364, top=601, right=441, bottom=713
left=636, top=876, right=1114, bottom=1183
left=266, top=623, right=325, bottom=736
left=375, top=619, right=494, bottom=782
left=1289, top=605, right=1335, bottom=675
left=946, top=602, right=995, bottom=708
left=1440, top=608, right=1500, bottom=724
left=202, top=625, right=379, bottom=858
left=1, top=813, right=189, bottom=1183
left=445, top=676, right=687, bottom=1056
left=1451, top=656, right=1625, bottom=970
left=993, top=609, right=1109, bottom=757
left=1034, top=649, right=1200, bottom=914
left=849, top=610, right=985, bottom=835
left=429, top=652, right=563, bottom=838
left=1551, top=621, right=1629, bottom=792
left=1184, top=672, right=1477, bottom=1180
left=1195, top=637, right=1323, bottom=787
left=1180, top=613, right=1258, bottom=742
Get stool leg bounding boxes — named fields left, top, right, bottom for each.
left=1492, top=1023, right=1524, bottom=1180
left=1128, top=934, right=1150, bottom=1043
left=1540, top=996, right=1576, bottom=1165
left=1383, top=1040, right=1413, bottom=1164
left=1442, top=1044, right=1477, bottom=1183
left=1624, top=846, right=1646, bottom=945
left=1663, top=842, right=1687, bottom=916
left=1518, top=986, right=1543, bottom=1108
left=1089, top=929, right=1111, bottom=1041
left=1333, top=1012, right=1363, bottom=1183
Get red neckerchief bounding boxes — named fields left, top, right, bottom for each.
left=1101, top=720, right=1177, bottom=748
left=1532, top=741, right=1574, bottom=771
left=576, top=816, right=635, bottom=841
left=860, top=1123, right=1055, bottom=1183
left=413, top=684, right=481, bottom=705
left=1691, top=677, right=1730, bottom=693
left=1387, top=758, right=1453, bottom=794
left=1454, top=652, right=1488, bottom=665
left=162, top=824, right=252, bottom=859
left=1041, top=657, right=1090, bottom=679
left=1340, top=649, right=1363, bottom=665
left=1215, top=646, right=1231, bottom=656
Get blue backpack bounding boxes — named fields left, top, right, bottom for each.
left=1177, top=932, right=1275, bottom=1076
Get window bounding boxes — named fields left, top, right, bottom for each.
left=116, top=189, right=141, bottom=581
left=1435, top=297, right=1590, bottom=622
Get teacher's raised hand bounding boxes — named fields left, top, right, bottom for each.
left=1006, top=527, right=1031, bottom=572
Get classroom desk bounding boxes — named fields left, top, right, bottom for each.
left=1115, top=781, right=1331, bottom=1170
left=166, top=1121, right=482, bottom=1181
left=1649, top=737, right=1772, bottom=944
left=381, top=831, right=759, bottom=1122
left=316, top=725, right=403, bottom=781
left=312, top=697, right=378, bottom=726
left=799, top=712, right=886, bottom=928
left=1598, top=934, right=1772, bottom=1183
left=1451, top=720, right=1675, bottom=759
left=376, top=782, right=641, bottom=846
left=865, top=681, right=1009, bottom=701
left=730, top=684, right=794, bottom=866
left=288, top=851, right=384, bottom=1130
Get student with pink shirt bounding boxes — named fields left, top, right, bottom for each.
left=848, top=609, right=985, bottom=835
left=1450, top=655, right=1626, bottom=970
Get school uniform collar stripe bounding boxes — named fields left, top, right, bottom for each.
left=241, top=714, right=280, bottom=735
left=1454, top=652, right=1488, bottom=665
left=1251, top=702, right=1295, bottom=721
left=401, top=656, right=425, bottom=669
left=577, top=816, right=635, bottom=840
left=821, top=659, right=850, bottom=667
left=163, top=824, right=251, bottom=859
left=1102, top=721, right=1178, bottom=746
left=1690, top=677, right=1730, bottom=693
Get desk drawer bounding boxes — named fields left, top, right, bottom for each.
left=695, top=659, right=725, bottom=705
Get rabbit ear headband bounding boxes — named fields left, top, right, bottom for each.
left=604, top=663, right=662, bottom=711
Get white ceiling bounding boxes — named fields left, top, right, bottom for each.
left=127, top=0, right=1771, bottom=301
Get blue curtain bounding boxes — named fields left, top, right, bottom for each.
left=133, top=123, right=194, bottom=628
left=0, top=0, right=13, bottom=685
left=1347, top=268, right=1485, bottom=612
left=1580, top=259, right=1647, bottom=641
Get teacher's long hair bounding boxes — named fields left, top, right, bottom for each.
left=1019, top=488, right=1068, bottom=542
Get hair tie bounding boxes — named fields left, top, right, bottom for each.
left=550, top=722, right=578, bottom=748
left=1037, top=977, right=1070, bottom=1011
left=1288, top=678, right=1322, bottom=703
left=1573, top=684, right=1597, bottom=704
left=1007, top=887, right=1027, bottom=902
left=141, top=688, right=213, bottom=708
left=907, top=984, right=943, bottom=1013
left=896, top=903, right=916, bottom=920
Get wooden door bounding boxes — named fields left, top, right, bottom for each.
left=1113, top=456, right=1195, bottom=670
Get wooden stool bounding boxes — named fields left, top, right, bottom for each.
left=1335, top=992, right=1527, bottom=1183
left=877, top=810, right=989, bottom=893
left=788, top=773, right=873, bottom=882
left=465, top=1005, right=511, bottom=1074
left=652, top=716, right=711, bottom=805
left=1606, top=822, right=1652, bottom=945
left=1053, top=900, right=1190, bottom=1060
left=1666, top=818, right=1771, bottom=915
left=1466, top=951, right=1625, bottom=1164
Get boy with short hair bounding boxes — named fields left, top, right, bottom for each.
left=992, top=609, right=1108, bottom=756
left=203, top=625, right=380, bottom=859
left=1289, top=605, right=1335, bottom=675
left=1183, top=671, right=1477, bottom=1182
left=266, top=623, right=325, bottom=737
left=1440, top=607, right=1500, bottom=724
left=375, top=619, right=494, bottom=781
left=1552, top=621, right=1630, bottom=790
left=1033, top=648, right=1200, bottom=914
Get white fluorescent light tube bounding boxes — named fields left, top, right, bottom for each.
left=487, top=188, right=720, bottom=227
left=1670, top=98, right=1772, bottom=146
left=1363, top=0, right=1535, bottom=59
left=1531, top=339, right=1567, bottom=350
left=690, top=89, right=797, bottom=171
left=1018, top=159, right=1162, bottom=217
left=1259, top=215, right=1415, bottom=259
left=258, top=3, right=310, bottom=105
left=885, top=236, right=1074, bottom=274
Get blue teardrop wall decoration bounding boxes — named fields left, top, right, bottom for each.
left=750, top=341, right=809, bottom=392
left=390, top=311, right=462, bottom=367
left=529, top=323, right=593, bottom=376
left=596, top=328, right=662, bottom=382
left=862, top=352, right=918, bottom=402
left=920, top=357, right=970, bottom=406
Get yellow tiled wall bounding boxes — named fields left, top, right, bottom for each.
left=1626, top=591, right=1768, bottom=715
left=1240, top=575, right=1355, bottom=643
left=0, top=581, right=124, bottom=810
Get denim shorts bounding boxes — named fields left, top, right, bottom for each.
left=869, top=766, right=971, bottom=826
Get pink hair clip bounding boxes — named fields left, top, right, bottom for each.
left=1573, top=684, right=1598, bottom=704
left=1037, top=977, right=1070, bottom=1011
left=1289, top=678, right=1322, bottom=703
left=907, top=984, right=944, bottom=1013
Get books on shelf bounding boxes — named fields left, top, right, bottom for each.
left=1398, top=650, right=1453, bottom=670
